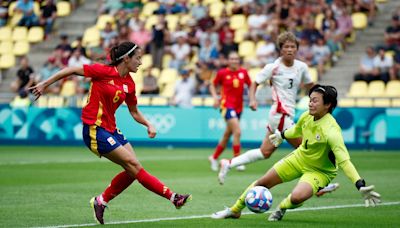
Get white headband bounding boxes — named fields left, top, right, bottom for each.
left=116, top=44, right=137, bottom=60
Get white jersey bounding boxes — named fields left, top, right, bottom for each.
left=255, top=57, right=312, bottom=118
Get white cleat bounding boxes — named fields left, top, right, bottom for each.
left=208, top=156, right=219, bottom=172
left=316, top=183, right=340, bottom=197
left=268, top=208, right=286, bottom=221
left=235, top=165, right=246, bottom=171
left=211, top=207, right=241, bottom=219
left=218, top=159, right=231, bottom=185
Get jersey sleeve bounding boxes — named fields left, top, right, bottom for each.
left=255, top=63, right=273, bottom=84
left=284, top=111, right=309, bottom=138
left=339, top=159, right=361, bottom=184
left=244, top=70, right=252, bottom=86
left=83, top=64, right=109, bottom=79
left=327, top=125, right=350, bottom=164
left=125, top=89, right=137, bottom=107
left=301, top=63, right=313, bottom=84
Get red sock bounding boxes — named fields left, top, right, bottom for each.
left=212, top=144, right=225, bottom=159
left=101, top=171, right=135, bottom=203
left=233, top=144, right=241, bottom=157
left=136, top=168, right=173, bottom=200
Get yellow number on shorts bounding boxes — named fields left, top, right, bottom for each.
left=113, top=90, right=122, bottom=103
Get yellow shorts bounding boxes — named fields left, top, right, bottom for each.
left=273, top=152, right=336, bottom=194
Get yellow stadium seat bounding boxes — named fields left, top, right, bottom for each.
left=315, top=13, right=324, bottom=30
left=230, top=14, right=247, bottom=30
left=0, top=27, right=12, bottom=41
left=141, top=2, right=159, bottom=17
left=347, top=81, right=368, bottom=97
left=367, top=80, right=385, bottom=97
left=27, top=26, right=44, bottom=43
left=160, top=82, right=175, bottom=98
left=248, top=68, right=261, bottom=81
left=0, top=41, right=13, bottom=55
left=145, top=15, right=159, bottom=30
left=158, top=68, right=178, bottom=84
left=166, top=14, right=179, bottom=31
left=209, top=2, right=224, bottom=18
left=376, top=0, right=387, bottom=3
left=392, top=99, right=400, bottom=107
left=8, top=1, right=17, bottom=16
left=36, top=96, right=48, bottom=107
left=96, top=14, right=115, bottom=30
left=57, top=1, right=71, bottom=17
left=179, top=14, right=192, bottom=26
left=151, top=96, right=168, bottom=106
left=162, top=54, right=172, bottom=69
left=351, top=12, right=368, bottom=30
left=13, top=41, right=30, bottom=56
left=137, top=96, right=151, bottom=106
left=0, top=54, right=16, bottom=69
left=60, top=80, right=77, bottom=97
left=204, top=97, right=215, bottom=106
left=308, top=67, right=318, bottom=83
left=141, top=54, right=153, bottom=69
left=12, top=26, right=28, bottom=41
left=151, top=68, right=161, bottom=78
left=356, top=98, right=373, bottom=107
left=373, top=98, right=391, bottom=107
left=192, top=97, right=204, bottom=106
left=47, top=96, right=64, bottom=107
left=234, top=28, right=247, bottom=43
left=82, top=26, right=100, bottom=47
left=339, top=98, right=355, bottom=107
left=385, top=80, right=400, bottom=97
left=238, top=40, right=256, bottom=58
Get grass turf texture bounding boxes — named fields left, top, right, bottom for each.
left=0, top=146, right=399, bottom=227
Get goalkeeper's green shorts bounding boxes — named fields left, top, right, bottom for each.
left=273, top=152, right=336, bottom=194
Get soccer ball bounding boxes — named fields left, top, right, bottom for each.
left=245, top=186, right=273, bottom=213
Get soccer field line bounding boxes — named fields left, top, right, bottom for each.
left=33, top=201, right=400, bottom=228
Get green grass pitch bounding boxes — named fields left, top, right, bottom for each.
left=0, top=146, right=399, bottom=227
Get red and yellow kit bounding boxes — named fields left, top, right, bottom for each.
left=213, top=67, right=251, bottom=113
left=82, top=64, right=137, bottom=133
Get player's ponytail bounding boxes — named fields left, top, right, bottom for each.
left=109, top=42, right=139, bottom=66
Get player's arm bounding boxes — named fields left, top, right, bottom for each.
left=127, top=104, right=156, bottom=138
left=250, top=64, right=273, bottom=111
left=249, top=81, right=259, bottom=111
left=209, top=72, right=220, bottom=108
left=269, top=111, right=308, bottom=147
left=328, top=128, right=381, bottom=207
left=29, top=66, right=84, bottom=100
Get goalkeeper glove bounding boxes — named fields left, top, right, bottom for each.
left=269, top=129, right=283, bottom=147
left=359, top=185, right=381, bottom=207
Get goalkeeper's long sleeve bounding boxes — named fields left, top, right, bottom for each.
left=339, top=159, right=361, bottom=184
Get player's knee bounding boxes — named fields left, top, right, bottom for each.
left=123, top=158, right=142, bottom=172
left=233, top=129, right=241, bottom=138
left=290, top=192, right=307, bottom=205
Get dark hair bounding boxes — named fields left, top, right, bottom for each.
left=276, top=31, right=299, bottom=51
left=309, top=84, right=338, bottom=113
left=109, top=41, right=139, bottom=66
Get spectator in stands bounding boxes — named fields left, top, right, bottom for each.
left=150, top=15, right=169, bottom=69
left=186, top=19, right=200, bottom=47
left=336, top=7, right=353, bottom=48
left=118, top=24, right=131, bottom=43
left=98, top=0, right=122, bottom=15
left=354, top=46, right=379, bottom=82
left=248, top=36, right=277, bottom=67
left=121, top=0, right=143, bottom=13
left=11, top=56, right=36, bottom=95
left=301, top=18, right=323, bottom=44
left=39, top=56, right=61, bottom=94
left=141, top=67, right=159, bottom=95
left=115, top=9, right=129, bottom=30
left=101, top=22, right=119, bottom=47
left=190, top=0, right=207, bottom=21
left=198, top=37, right=219, bottom=70
left=373, top=47, right=394, bottom=83
left=220, top=32, right=239, bottom=61
left=355, top=0, right=376, bottom=25
left=127, top=7, right=141, bottom=32
left=218, top=22, right=235, bottom=47
left=247, top=6, right=269, bottom=41
left=0, top=0, right=8, bottom=27
left=321, top=8, right=337, bottom=33
left=169, top=33, right=191, bottom=71
left=172, top=68, right=196, bottom=108
left=197, top=8, right=215, bottom=32
left=312, top=37, right=331, bottom=76
left=393, top=52, right=400, bottom=80
left=324, top=19, right=342, bottom=57
left=39, top=0, right=57, bottom=37
left=88, top=37, right=107, bottom=63
left=130, top=21, right=152, bottom=50
left=56, top=34, right=73, bottom=54
left=15, top=0, right=39, bottom=27
left=68, top=49, right=91, bottom=68
left=297, top=38, right=314, bottom=67
left=383, top=15, right=400, bottom=53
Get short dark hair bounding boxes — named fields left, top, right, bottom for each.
left=309, top=84, right=338, bottom=113
left=109, top=42, right=139, bottom=66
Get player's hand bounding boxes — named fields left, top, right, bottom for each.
left=359, top=185, right=381, bottom=207
left=213, top=98, right=220, bottom=109
left=269, top=129, right=283, bottom=147
left=249, top=99, right=257, bottom=111
left=147, top=124, right=157, bottom=138
left=28, top=81, right=47, bottom=101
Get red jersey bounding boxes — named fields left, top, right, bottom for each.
left=82, top=64, right=137, bottom=133
left=213, top=67, right=251, bottom=113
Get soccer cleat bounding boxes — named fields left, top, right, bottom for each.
left=208, top=156, right=219, bottom=172
left=268, top=208, right=286, bottom=221
left=316, top=183, right=340, bottom=197
left=211, top=207, right=241, bottom=219
left=235, top=165, right=246, bottom=171
left=90, top=196, right=107, bottom=225
left=172, top=193, right=192, bottom=209
left=218, top=159, right=231, bottom=185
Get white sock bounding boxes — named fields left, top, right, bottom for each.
left=229, top=148, right=264, bottom=168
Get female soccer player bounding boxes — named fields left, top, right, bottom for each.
left=217, top=31, right=315, bottom=183
left=212, top=84, right=381, bottom=221
left=208, top=52, right=252, bottom=171
left=29, top=42, right=191, bottom=224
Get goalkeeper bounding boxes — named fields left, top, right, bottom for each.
left=212, top=84, right=381, bottom=221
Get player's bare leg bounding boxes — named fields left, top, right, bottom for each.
left=209, top=128, right=232, bottom=171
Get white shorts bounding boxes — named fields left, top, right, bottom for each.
left=267, top=112, right=295, bottom=133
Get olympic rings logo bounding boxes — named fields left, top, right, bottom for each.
left=145, top=114, right=176, bottom=134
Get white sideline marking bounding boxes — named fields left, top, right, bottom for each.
left=32, top=201, right=400, bottom=228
